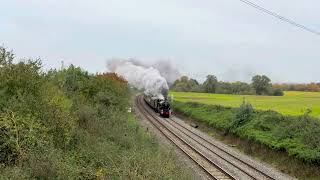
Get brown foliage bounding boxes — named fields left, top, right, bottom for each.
left=96, top=73, right=127, bottom=86
left=273, top=83, right=320, bottom=92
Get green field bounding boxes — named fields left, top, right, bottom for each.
left=170, top=91, right=320, bottom=118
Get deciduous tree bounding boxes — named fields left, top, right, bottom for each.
left=203, top=75, right=218, bottom=93
left=251, top=75, right=272, bottom=95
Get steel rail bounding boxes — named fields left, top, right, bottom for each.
left=136, top=96, right=234, bottom=180
left=167, top=118, right=275, bottom=180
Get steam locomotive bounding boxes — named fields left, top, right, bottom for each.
left=144, top=95, right=171, bottom=118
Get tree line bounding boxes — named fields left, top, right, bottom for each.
left=171, top=74, right=284, bottom=96
left=273, top=83, right=320, bottom=92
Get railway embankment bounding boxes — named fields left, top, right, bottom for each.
left=172, top=100, right=320, bottom=179
left=0, top=48, right=191, bottom=179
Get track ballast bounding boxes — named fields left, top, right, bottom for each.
left=136, top=95, right=292, bottom=180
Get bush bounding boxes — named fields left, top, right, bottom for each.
left=231, top=100, right=253, bottom=130
left=0, top=111, right=47, bottom=165
left=273, top=89, right=284, bottom=96
left=0, top=47, right=191, bottom=179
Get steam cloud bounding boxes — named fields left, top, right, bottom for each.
left=150, top=60, right=181, bottom=84
left=129, top=59, right=181, bottom=84
left=108, top=59, right=170, bottom=99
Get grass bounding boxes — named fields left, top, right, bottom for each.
left=170, top=91, right=320, bottom=118
left=172, top=100, right=320, bottom=162
left=170, top=91, right=320, bottom=179
left=173, top=111, right=320, bottom=180
left=171, top=96, right=320, bottom=179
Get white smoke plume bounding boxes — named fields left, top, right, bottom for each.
left=150, top=60, right=181, bottom=84
left=108, top=59, right=169, bottom=99
left=125, top=59, right=181, bottom=84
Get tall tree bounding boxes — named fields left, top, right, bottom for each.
left=203, top=75, right=218, bottom=93
left=172, top=76, right=190, bottom=92
left=251, top=75, right=272, bottom=95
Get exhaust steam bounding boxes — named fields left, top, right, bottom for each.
left=108, top=59, right=169, bottom=99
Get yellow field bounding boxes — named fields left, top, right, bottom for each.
left=170, top=91, right=320, bottom=118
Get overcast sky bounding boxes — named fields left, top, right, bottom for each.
left=1, top=0, right=319, bottom=83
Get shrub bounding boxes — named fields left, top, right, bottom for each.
left=231, top=100, right=253, bottom=131
left=0, top=47, right=191, bottom=179
left=0, top=60, right=43, bottom=111
left=75, top=105, right=97, bottom=129
left=0, top=112, right=47, bottom=164
left=273, top=89, right=284, bottom=96
left=39, top=83, right=76, bottom=149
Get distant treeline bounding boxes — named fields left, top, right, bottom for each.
left=171, top=75, right=284, bottom=96
left=273, top=83, right=320, bottom=92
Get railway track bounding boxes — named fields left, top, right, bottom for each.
left=136, top=95, right=292, bottom=180
left=166, top=118, right=277, bottom=180
left=136, top=96, right=233, bottom=180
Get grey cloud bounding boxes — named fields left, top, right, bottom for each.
left=1, top=0, right=319, bottom=83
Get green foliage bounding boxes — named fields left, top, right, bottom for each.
left=273, top=89, right=284, bottom=96
left=0, top=112, right=47, bottom=165
left=0, top=47, right=14, bottom=65
left=203, top=75, right=218, bottom=93
left=172, top=101, right=234, bottom=130
left=171, top=76, right=203, bottom=92
left=173, top=100, right=320, bottom=164
left=39, top=83, right=75, bottom=149
left=171, top=74, right=282, bottom=96
left=251, top=75, right=272, bottom=95
left=231, top=100, right=253, bottom=131
left=216, top=81, right=255, bottom=95
left=0, top=47, right=191, bottom=179
left=0, top=60, right=43, bottom=111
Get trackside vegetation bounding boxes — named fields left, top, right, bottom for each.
left=172, top=100, right=320, bottom=164
left=0, top=47, right=192, bottom=179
